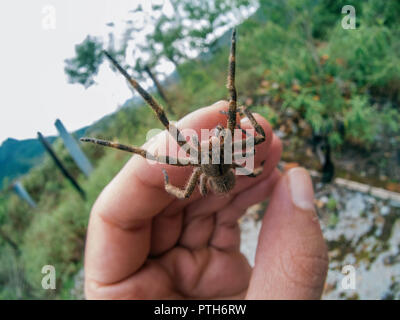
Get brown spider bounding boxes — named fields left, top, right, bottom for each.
left=81, top=29, right=266, bottom=199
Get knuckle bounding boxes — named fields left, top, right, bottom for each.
left=84, top=278, right=104, bottom=299
left=85, top=278, right=146, bottom=300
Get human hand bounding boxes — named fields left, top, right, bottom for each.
left=84, top=101, right=328, bottom=299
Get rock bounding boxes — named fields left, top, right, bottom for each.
left=364, top=196, right=376, bottom=205
left=345, top=193, right=366, bottom=218
left=320, top=196, right=329, bottom=204
left=70, top=268, right=85, bottom=300
left=375, top=228, right=382, bottom=237
left=315, top=199, right=325, bottom=209
left=274, top=129, right=286, bottom=139
left=389, top=200, right=400, bottom=208
left=380, top=206, right=390, bottom=216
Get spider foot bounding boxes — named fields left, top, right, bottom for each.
left=248, top=160, right=265, bottom=177
left=162, top=169, right=169, bottom=184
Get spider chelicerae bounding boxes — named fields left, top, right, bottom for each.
left=81, top=29, right=267, bottom=199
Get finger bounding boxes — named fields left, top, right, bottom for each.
left=246, top=167, right=329, bottom=300
left=85, top=101, right=232, bottom=289
left=210, top=168, right=281, bottom=251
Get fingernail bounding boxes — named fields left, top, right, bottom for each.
left=212, top=100, right=227, bottom=107
left=240, top=117, right=250, bottom=124
left=287, top=167, right=315, bottom=212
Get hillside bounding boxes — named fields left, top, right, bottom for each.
left=0, top=127, right=89, bottom=189
left=0, top=137, right=56, bottom=189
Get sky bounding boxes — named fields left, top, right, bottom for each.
left=0, top=0, right=174, bottom=145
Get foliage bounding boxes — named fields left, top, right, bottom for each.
left=64, top=36, right=104, bottom=88
left=240, top=0, right=400, bottom=148
left=20, top=149, right=127, bottom=297
left=147, top=0, right=256, bottom=66
left=251, top=105, right=279, bottom=127
left=326, top=197, right=337, bottom=212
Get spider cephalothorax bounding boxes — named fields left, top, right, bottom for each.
left=81, top=29, right=266, bottom=199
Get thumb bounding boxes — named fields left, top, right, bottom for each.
left=246, top=167, right=328, bottom=299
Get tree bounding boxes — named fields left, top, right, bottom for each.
left=64, top=0, right=256, bottom=102
left=146, top=0, right=256, bottom=67
left=64, top=36, right=104, bottom=88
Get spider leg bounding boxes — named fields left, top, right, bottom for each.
left=232, top=136, right=254, bottom=150
left=80, top=137, right=198, bottom=166
left=102, top=50, right=197, bottom=156
left=162, top=167, right=202, bottom=199
left=230, top=105, right=267, bottom=151
left=199, top=174, right=208, bottom=196
left=233, top=148, right=255, bottom=159
left=233, top=161, right=265, bottom=177
left=239, top=105, right=266, bottom=145
left=237, top=122, right=253, bottom=137
left=226, top=29, right=237, bottom=136
left=219, top=111, right=251, bottom=137
left=214, top=124, right=225, bottom=137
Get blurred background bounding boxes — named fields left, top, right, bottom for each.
left=0, top=0, right=399, bottom=299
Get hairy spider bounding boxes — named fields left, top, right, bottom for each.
left=81, top=29, right=266, bottom=199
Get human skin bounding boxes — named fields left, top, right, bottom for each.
left=84, top=100, right=329, bottom=299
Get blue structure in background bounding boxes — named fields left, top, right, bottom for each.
left=13, top=181, right=36, bottom=208
left=54, top=119, right=93, bottom=178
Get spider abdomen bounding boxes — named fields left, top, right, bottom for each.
left=209, top=169, right=235, bottom=194
left=201, top=163, right=231, bottom=177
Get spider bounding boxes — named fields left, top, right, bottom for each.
left=81, top=29, right=266, bottom=199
